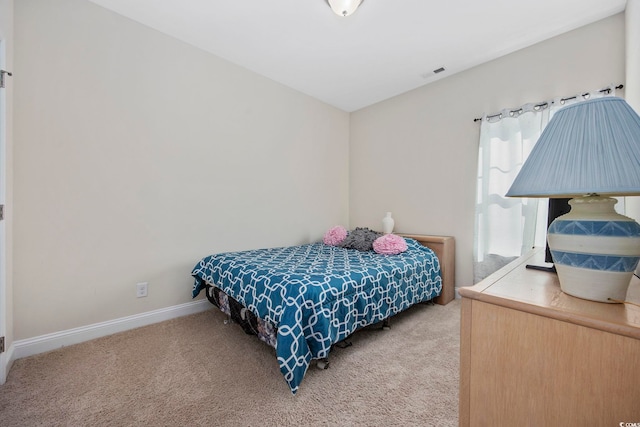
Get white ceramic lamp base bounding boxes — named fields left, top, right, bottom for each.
left=547, top=196, right=640, bottom=303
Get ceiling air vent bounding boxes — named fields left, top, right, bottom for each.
left=433, top=67, right=445, bottom=74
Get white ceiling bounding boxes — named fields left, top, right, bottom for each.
left=88, top=0, right=626, bottom=112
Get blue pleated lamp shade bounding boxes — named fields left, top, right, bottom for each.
left=506, top=97, right=640, bottom=198
left=506, top=96, right=640, bottom=303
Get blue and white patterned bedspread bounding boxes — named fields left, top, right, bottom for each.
left=191, top=237, right=442, bottom=394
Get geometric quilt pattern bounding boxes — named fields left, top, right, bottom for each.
left=191, top=237, right=442, bottom=394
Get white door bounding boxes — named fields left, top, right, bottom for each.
left=0, top=40, right=8, bottom=384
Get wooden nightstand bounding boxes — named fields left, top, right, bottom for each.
left=459, top=248, right=640, bottom=426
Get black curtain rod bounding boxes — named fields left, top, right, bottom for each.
left=473, top=84, right=624, bottom=123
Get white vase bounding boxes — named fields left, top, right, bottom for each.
left=382, top=212, right=395, bottom=234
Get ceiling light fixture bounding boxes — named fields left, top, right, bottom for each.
left=326, top=0, right=364, bottom=17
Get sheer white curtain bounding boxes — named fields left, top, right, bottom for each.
left=473, top=86, right=618, bottom=283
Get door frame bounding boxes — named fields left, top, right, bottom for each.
left=0, top=38, right=8, bottom=384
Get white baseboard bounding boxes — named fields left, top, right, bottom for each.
left=10, top=299, right=211, bottom=363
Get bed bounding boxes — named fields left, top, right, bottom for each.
left=191, top=233, right=455, bottom=394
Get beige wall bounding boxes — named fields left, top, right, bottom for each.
left=13, top=0, right=349, bottom=339
left=349, top=13, right=625, bottom=286
left=10, top=2, right=627, bottom=341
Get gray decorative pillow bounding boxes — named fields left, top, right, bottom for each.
left=339, top=227, right=382, bottom=251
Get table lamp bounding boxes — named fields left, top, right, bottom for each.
left=506, top=96, right=640, bottom=303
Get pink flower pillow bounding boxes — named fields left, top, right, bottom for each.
left=323, top=225, right=348, bottom=246
left=373, top=234, right=408, bottom=255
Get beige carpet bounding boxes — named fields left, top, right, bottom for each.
left=0, top=299, right=461, bottom=426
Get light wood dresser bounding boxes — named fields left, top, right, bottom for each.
left=459, top=248, right=640, bottom=426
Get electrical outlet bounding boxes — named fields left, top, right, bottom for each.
left=136, top=282, right=148, bottom=298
